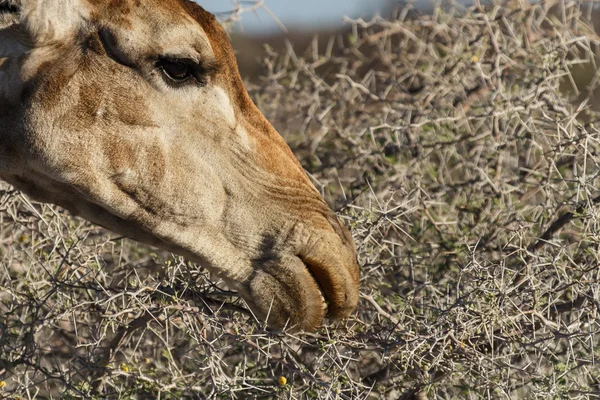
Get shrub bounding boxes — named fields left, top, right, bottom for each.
left=1, top=1, right=600, bottom=398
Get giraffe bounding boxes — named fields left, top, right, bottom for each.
left=0, top=0, right=359, bottom=331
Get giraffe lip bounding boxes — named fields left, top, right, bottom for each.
left=297, top=241, right=360, bottom=322
left=298, top=256, right=331, bottom=317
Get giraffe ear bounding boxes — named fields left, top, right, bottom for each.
left=17, top=0, right=87, bottom=42
left=0, top=0, right=20, bottom=29
left=0, top=0, right=20, bottom=12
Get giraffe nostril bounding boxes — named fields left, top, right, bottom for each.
left=325, top=211, right=355, bottom=248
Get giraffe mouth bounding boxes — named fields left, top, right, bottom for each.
left=299, top=256, right=331, bottom=316
left=298, top=253, right=358, bottom=322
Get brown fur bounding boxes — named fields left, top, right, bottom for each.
left=0, top=0, right=359, bottom=331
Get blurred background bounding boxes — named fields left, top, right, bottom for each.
left=194, top=0, right=600, bottom=112
left=198, top=1, right=600, bottom=36
left=195, top=0, right=405, bottom=80
left=198, top=0, right=390, bottom=34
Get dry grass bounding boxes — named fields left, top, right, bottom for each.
left=2, top=1, right=600, bottom=399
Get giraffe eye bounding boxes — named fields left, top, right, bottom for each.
left=155, top=56, right=219, bottom=87
left=159, top=60, right=192, bottom=83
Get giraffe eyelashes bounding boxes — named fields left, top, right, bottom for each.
left=159, top=59, right=193, bottom=83
left=156, top=56, right=219, bottom=87
left=97, top=26, right=219, bottom=89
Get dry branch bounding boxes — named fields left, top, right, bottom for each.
left=2, top=1, right=600, bottom=398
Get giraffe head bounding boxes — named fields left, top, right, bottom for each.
left=0, top=0, right=359, bottom=331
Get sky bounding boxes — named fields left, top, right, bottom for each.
left=196, top=0, right=390, bottom=34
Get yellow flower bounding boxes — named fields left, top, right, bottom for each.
left=0, top=381, right=6, bottom=389
left=278, top=376, right=287, bottom=386
left=120, top=363, right=130, bottom=373
left=471, top=55, right=479, bottom=63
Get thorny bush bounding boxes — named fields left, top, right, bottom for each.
left=2, top=1, right=600, bottom=399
